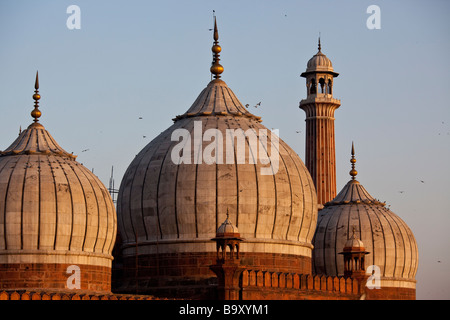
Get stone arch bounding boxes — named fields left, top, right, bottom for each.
left=319, top=78, right=325, bottom=93
left=310, top=78, right=316, bottom=94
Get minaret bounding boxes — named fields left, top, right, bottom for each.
left=299, top=38, right=341, bottom=208
left=210, top=212, right=245, bottom=300
left=339, top=226, right=370, bottom=278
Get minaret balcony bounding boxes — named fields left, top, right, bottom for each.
left=299, top=94, right=341, bottom=106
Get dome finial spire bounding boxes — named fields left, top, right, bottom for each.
left=31, top=71, right=42, bottom=123
left=349, top=141, right=358, bottom=180
left=318, top=33, right=321, bottom=52
left=210, top=16, right=224, bottom=80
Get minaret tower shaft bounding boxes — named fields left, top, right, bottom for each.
left=300, top=39, right=340, bottom=207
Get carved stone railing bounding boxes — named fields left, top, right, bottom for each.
left=240, top=270, right=363, bottom=299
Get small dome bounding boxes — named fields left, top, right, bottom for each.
left=301, top=41, right=339, bottom=77
left=342, top=227, right=366, bottom=252
left=306, top=51, right=334, bottom=73
left=216, top=213, right=240, bottom=238
left=344, top=237, right=364, bottom=250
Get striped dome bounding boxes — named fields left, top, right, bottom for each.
left=343, top=233, right=365, bottom=250
left=0, top=121, right=117, bottom=266
left=301, top=42, right=339, bottom=78
left=313, top=179, right=418, bottom=289
left=0, top=73, right=117, bottom=293
left=117, top=79, right=317, bottom=259
left=306, top=51, right=333, bottom=72
left=216, top=214, right=240, bottom=237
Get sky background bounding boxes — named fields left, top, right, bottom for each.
left=0, top=0, right=449, bottom=299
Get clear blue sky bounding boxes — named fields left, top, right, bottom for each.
left=1, top=0, right=449, bottom=299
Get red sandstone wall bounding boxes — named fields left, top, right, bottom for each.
left=365, top=286, right=416, bottom=300
left=240, top=271, right=361, bottom=300
left=113, top=251, right=311, bottom=298
left=0, top=263, right=111, bottom=293
left=239, top=270, right=415, bottom=300
left=112, top=251, right=416, bottom=300
left=0, top=290, right=157, bottom=300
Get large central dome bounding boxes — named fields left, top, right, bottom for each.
left=118, top=78, right=317, bottom=251
left=115, top=20, right=317, bottom=297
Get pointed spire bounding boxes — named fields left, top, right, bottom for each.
left=31, top=71, right=42, bottom=123
left=349, top=141, right=358, bottom=180
left=210, top=16, right=224, bottom=80
left=213, top=15, right=219, bottom=42
left=318, top=33, right=321, bottom=52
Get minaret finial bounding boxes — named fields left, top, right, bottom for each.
left=349, top=141, right=358, bottom=180
left=318, top=33, right=321, bottom=52
left=31, top=71, right=41, bottom=123
left=210, top=16, right=224, bottom=80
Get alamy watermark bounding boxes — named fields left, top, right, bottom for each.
left=366, top=5, right=381, bottom=30
left=170, top=121, right=280, bottom=175
left=66, top=5, right=81, bottom=30
left=366, top=265, right=381, bottom=289
left=66, top=265, right=81, bottom=289
left=66, top=5, right=381, bottom=31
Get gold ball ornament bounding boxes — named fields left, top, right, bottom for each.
left=210, top=64, right=224, bottom=75
left=31, top=108, right=41, bottom=119
left=212, top=44, right=222, bottom=54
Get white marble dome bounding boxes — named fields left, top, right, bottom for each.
left=304, top=40, right=336, bottom=75
left=313, top=175, right=418, bottom=290
left=117, top=78, right=318, bottom=260
left=0, top=120, right=117, bottom=268
left=306, top=51, right=333, bottom=72
left=216, top=214, right=240, bottom=237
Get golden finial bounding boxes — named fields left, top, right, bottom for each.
left=31, top=71, right=41, bottom=122
left=210, top=16, right=224, bottom=79
left=349, top=141, right=358, bottom=180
